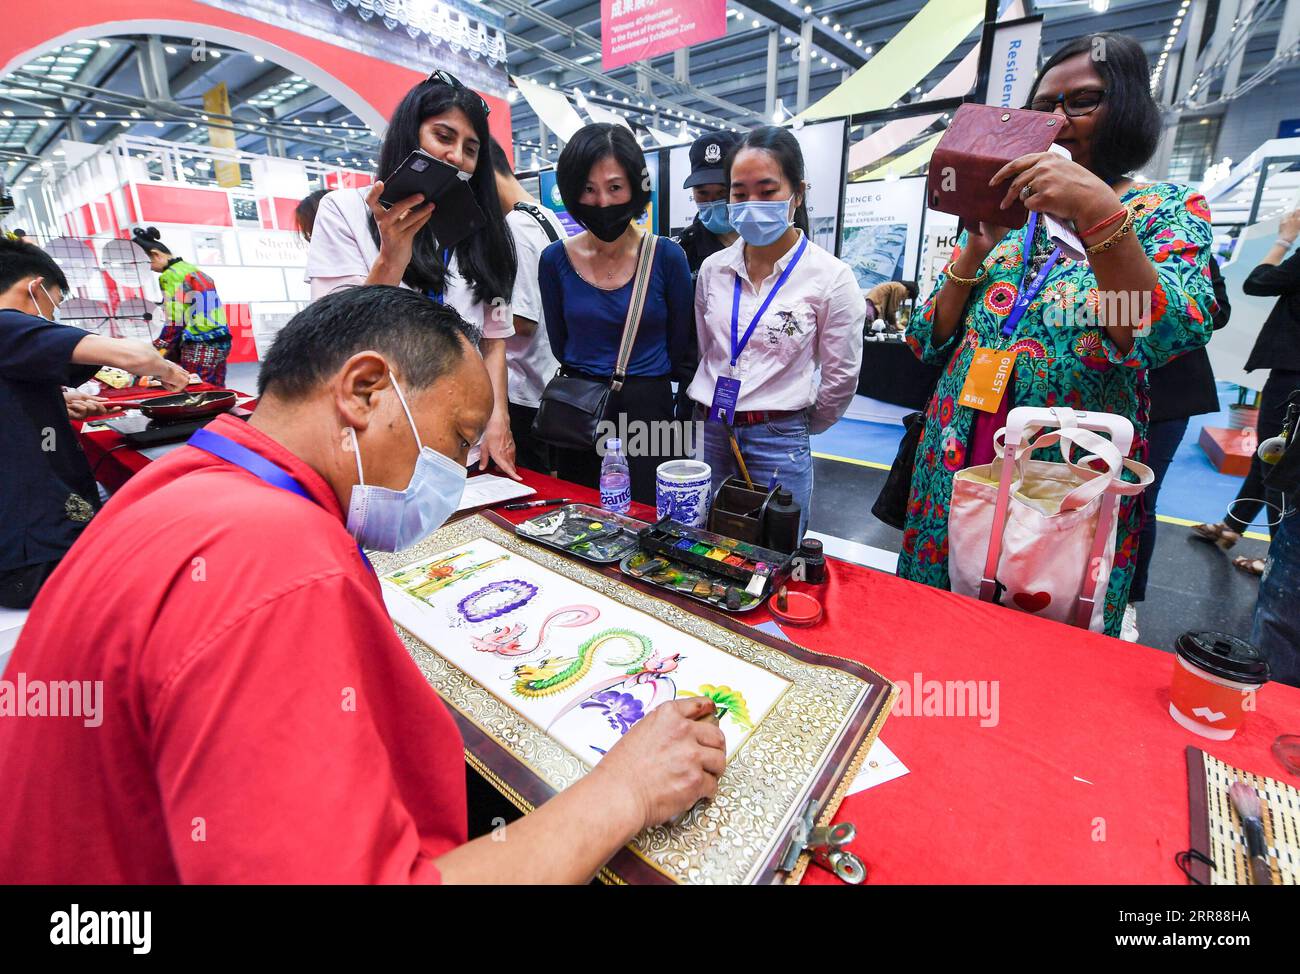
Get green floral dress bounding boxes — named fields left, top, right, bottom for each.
left=900, top=182, right=1217, bottom=637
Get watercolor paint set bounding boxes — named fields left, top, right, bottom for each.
left=629, top=518, right=792, bottom=609
left=619, top=549, right=764, bottom=613
left=513, top=503, right=645, bottom=564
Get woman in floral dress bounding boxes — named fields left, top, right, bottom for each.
left=900, top=32, right=1217, bottom=638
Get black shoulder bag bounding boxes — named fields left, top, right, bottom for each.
left=531, top=234, right=657, bottom=451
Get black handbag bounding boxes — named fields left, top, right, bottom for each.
left=871, top=362, right=947, bottom=530
left=532, top=233, right=657, bottom=451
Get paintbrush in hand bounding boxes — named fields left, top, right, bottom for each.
left=1228, top=781, right=1273, bottom=885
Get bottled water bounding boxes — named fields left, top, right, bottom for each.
left=599, top=437, right=632, bottom=514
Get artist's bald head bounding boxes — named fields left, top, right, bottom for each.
left=252, top=284, right=492, bottom=512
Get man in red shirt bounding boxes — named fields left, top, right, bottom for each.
left=0, top=285, right=724, bottom=883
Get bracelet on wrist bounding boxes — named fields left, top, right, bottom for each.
left=1084, top=210, right=1136, bottom=258
left=1276, top=237, right=1296, bottom=249
left=1079, top=207, right=1129, bottom=239
left=945, top=263, right=988, bottom=288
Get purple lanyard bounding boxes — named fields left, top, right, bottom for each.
left=187, top=428, right=374, bottom=574
left=730, top=235, right=809, bottom=366
left=1000, top=211, right=1061, bottom=338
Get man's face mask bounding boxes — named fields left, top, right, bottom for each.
left=345, top=373, right=467, bottom=552
left=28, top=280, right=60, bottom=322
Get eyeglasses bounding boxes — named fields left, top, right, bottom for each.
left=426, top=69, right=490, bottom=117
left=1028, top=88, right=1106, bottom=118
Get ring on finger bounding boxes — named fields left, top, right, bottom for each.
left=1020, top=184, right=1034, bottom=200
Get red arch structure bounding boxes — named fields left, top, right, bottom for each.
left=1, top=0, right=512, bottom=151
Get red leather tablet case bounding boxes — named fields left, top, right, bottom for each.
left=927, top=103, right=1064, bottom=229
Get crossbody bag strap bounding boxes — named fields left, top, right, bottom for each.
left=610, top=233, right=657, bottom=393
left=512, top=201, right=561, bottom=243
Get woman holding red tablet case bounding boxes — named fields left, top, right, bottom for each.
left=306, top=69, right=521, bottom=479
left=896, top=32, right=1217, bottom=639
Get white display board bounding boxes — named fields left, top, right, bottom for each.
left=917, top=208, right=960, bottom=300
left=667, top=118, right=847, bottom=253
left=839, top=176, right=927, bottom=290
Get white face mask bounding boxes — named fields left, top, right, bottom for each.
left=345, top=373, right=467, bottom=552
left=28, top=280, right=60, bottom=322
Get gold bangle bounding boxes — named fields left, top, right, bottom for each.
left=944, top=264, right=987, bottom=287
left=1084, top=209, right=1136, bottom=256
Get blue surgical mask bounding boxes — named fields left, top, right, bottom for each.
left=345, top=374, right=466, bottom=552
left=728, top=197, right=796, bottom=247
left=698, top=200, right=733, bottom=235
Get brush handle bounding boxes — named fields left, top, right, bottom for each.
left=1242, top=818, right=1272, bottom=885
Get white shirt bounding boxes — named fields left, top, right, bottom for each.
left=304, top=188, right=514, bottom=340
left=503, top=204, right=567, bottom=407
left=688, top=232, right=865, bottom=435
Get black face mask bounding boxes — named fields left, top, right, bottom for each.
left=570, top=200, right=643, bottom=243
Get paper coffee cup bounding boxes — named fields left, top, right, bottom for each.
left=1168, top=631, right=1269, bottom=741
left=656, top=460, right=712, bottom=527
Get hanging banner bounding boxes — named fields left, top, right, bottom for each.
left=202, top=83, right=242, bottom=189
left=512, top=75, right=587, bottom=142
left=602, top=0, right=727, bottom=72
left=840, top=177, right=927, bottom=290
left=984, top=15, right=1044, bottom=109
left=197, top=0, right=509, bottom=98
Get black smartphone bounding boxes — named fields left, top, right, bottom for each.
left=378, top=149, right=460, bottom=209
left=426, top=175, right=486, bottom=250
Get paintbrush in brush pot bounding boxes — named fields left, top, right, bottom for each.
left=1228, top=781, right=1273, bottom=886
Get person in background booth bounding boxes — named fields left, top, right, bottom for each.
left=1124, top=256, right=1230, bottom=640
left=0, top=238, right=189, bottom=609
left=688, top=126, right=865, bottom=530
left=899, top=32, right=1216, bottom=639
left=1192, top=208, right=1300, bottom=573
left=295, top=188, right=329, bottom=243
left=0, top=285, right=725, bottom=883
left=865, top=279, right=918, bottom=332
left=132, top=226, right=231, bottom=386
left=538, top=123, right=695, bottom=503
left=306, top=69, right=520, bottom=479
left=490, top=137, right=567, bottom=476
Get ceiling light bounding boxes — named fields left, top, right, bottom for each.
left=211, top=50, right=222, bottom=58
left=254, top=55, right=265, bottom=63
left=97, top=39, right=110, bottom=47
left=165, top=45, right=177, bottom=54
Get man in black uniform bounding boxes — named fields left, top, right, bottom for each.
left=0, top=238, right=189, bottom=607
left=673, top=131, right=741, bottom=279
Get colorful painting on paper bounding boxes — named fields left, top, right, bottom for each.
left=381, top=538, right=790, bottom=765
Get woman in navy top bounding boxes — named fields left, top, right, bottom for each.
left=539, top=123, right=694, bottom=502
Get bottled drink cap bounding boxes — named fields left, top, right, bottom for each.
left=606, top=438, right=622, bottom=452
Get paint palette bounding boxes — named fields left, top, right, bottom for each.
left=637, top=518, right=792, bottom=591
left=619, top=549, right=763, bottom=614
left=514, top=504, right=645, bottom=564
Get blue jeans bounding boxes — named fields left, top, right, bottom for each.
left=698, top=410, right=814, bottom=535
left=1252, top=505, right=1300, bottom=688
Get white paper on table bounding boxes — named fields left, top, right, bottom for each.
left=457, top=474, right=535, bottom=512
left=846, top=738, right=910, bottom=795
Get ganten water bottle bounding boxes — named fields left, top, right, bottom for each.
left=599, top=437, right=632, bottom=515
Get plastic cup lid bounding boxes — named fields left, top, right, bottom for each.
left=1175, top=630, right=1270, bottom=684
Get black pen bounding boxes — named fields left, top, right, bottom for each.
left=503, top=497, right=573, bottom=510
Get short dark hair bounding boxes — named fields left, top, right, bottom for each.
left=1027, top=32, right=1162, bottom=184
left=257, top=285, right=480, bottom=399
left=488, top=137, right=514, bottom=178
left=295, top=189, right=329, bottom=243
left=725, top=125, right=811, bottom=235
left=131, top=225, right=172, bottom=256
left=556, top=123, right=652, bottom=218
left=371, top=76, right=516, bottom=305
left=902, top=280, right=919, bottom=300
left=0, top=236, right=69, bottom=293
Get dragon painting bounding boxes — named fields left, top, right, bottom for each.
left=471, top=605, right=600, bottom=658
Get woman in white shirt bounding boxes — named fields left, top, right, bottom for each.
left=688, top=126, right=865, bottom=531
left=306, top=70, right=520, bottom=477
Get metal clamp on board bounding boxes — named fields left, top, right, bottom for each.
left=779, top=799, right=866, bottom=884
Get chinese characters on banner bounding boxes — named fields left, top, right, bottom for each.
left=602, top=0, right=728, bottom=71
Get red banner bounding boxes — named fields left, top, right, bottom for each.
left=601, top=0, right=727, bottom=71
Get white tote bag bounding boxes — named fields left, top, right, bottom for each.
left=948, top=407, right=1153, bottom=632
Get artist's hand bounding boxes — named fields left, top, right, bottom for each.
left=991, top=151, right=1121, bottom=227
left=366, top=181, right=435, bottom=284
left=63, top=389, right=118, bottom=421
left=479, top=411, right=521, bottom=480
left=595, top=697, right=726, bottom=829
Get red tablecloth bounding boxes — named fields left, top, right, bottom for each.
left=74, top=437, right=1300, bottom=885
